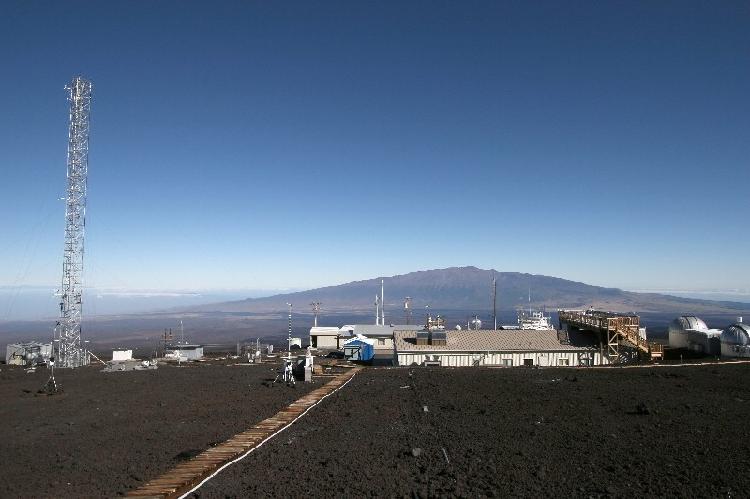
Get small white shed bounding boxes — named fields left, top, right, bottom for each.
left=112, top=349, right=133, bottom=361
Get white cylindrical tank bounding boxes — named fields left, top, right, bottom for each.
left=721, top=323, right=750, bottom=358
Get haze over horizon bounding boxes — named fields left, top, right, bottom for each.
left=1, top=2, right=748, bottom=297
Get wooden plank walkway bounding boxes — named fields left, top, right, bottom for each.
left=558, top=309, right=663, bottom=361
left=127, top=367, right=362, bottom=499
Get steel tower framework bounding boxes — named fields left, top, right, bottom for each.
left=54, top=76, right=92, bottom=368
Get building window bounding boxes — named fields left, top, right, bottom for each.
left=378, top=338, right=385, bottom=346
left=502, top=359, right=513, bottom=367
left=523, top=358, right=534, bottom=366
left=558, top=358, right=570, bottom=366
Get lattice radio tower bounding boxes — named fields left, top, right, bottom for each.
left=53, top=76, right=92, bottom=368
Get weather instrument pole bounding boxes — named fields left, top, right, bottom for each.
left=284, top=303, right=295, bottom=385
left=287, top=303, right=292, bottom=355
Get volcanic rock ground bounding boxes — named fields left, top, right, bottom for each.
left=2, top=362, right=750, bottom=497
left=0, top=361, right=317, bottom=497
left=195, top=364, right=750, bottom=498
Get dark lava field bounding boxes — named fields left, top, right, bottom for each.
left=0, top=361, right=317, bottom=497
left=195, top=364, right=750, bottom=498
left=2, top=362, right=750, bottom=497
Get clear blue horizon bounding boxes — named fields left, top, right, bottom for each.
left=1, top=1, right=748, bottom=294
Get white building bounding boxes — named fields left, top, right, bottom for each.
left=310, top=324, right=422, bottom=351
left=393, top=329, right=608, bottom=367
left=340, top=324, right=424, bottom=348
left=309, top=327, right=342, bottom=349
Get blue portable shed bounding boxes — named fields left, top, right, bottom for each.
left=343, top=338, right=375, bottom=362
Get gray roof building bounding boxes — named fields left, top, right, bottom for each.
left=394, top=329, right=586, bottom=352
left=393, top=329, right=608, bottom=367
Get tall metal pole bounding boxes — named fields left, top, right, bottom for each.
left=286, top=303, right=292, bottom=357
left=374, top=295, right=380, bottom=325
left=54, top=76, right=92, bottom=369
left=492, top=276, right=497, bottom=330
left=311, top=301, right=320, bottom=327
left=381, top=279, right=385, bottom=326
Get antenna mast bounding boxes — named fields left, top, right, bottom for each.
left=311, top=301, right=321, bottom=327
left=381, top=279, right=385, bottom=326
left=492, top=276, right=497, bottom=330
left=374, top=294, right=380, bottom=325
left=54, top=76, right=92, bottom=369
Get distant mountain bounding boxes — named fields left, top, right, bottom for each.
left=190, top=266, right=750, bottom=316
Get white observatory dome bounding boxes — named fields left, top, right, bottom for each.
left=668, top=316, right=722, bottom=354
left=721, top=323, right=750, bottom=346
left=669, top=316, right=709, bottom=334
left=720, top=323, right=750, bottom=358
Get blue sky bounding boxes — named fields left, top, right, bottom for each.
left=1, top=0, right=748, bottom=294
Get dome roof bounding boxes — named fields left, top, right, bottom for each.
left=670, top=316, right=708, bottom=333
left=720, top=323, right=750, bottom=346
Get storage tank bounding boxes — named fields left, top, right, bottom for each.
left=668, top=316, right=721, bottom=355
left=720, top=322, right=750, bottom=358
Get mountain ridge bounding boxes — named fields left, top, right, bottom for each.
left=188, top=266, right=749, bottom=316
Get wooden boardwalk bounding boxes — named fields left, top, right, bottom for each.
left=128, top=367, right=361, bottom=498
left=558, top=310, right=664, bottom=362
